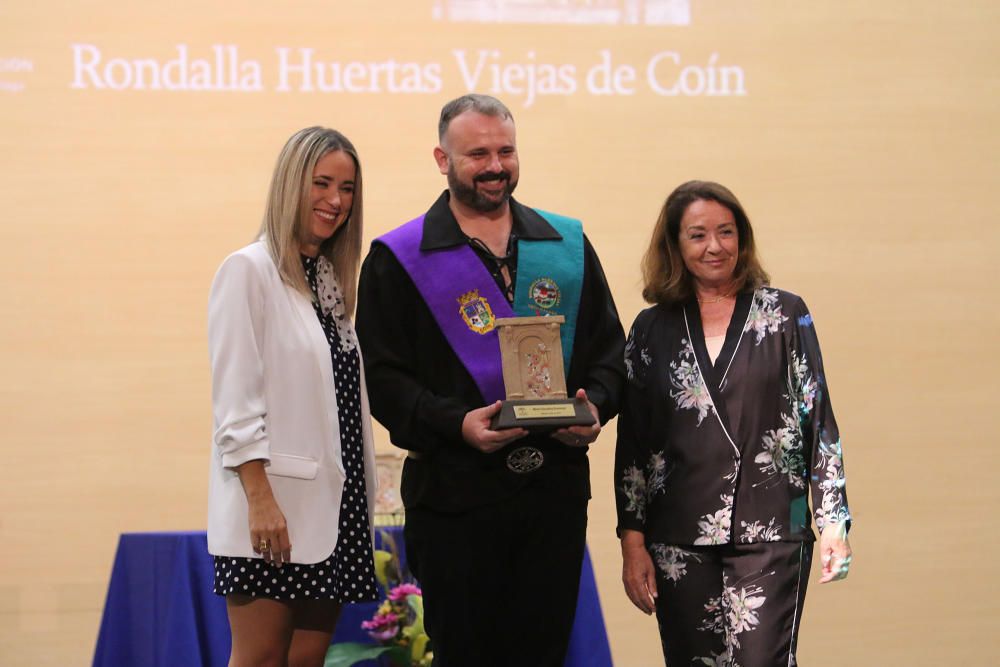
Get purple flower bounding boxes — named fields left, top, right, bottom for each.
left=388, top=583, right=422, bottom=601
left=362, top=610, right=401, bottom=642
left=361, top=612, right=399, bottom=630
left=367, top=624, right=399, bottom=641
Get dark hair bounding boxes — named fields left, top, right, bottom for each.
left=641, top=180, right=769, bottom=304
left=438, top=94, right=514, bottom=142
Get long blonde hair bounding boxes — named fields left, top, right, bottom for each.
left=258, top=126, right=364, bottom=314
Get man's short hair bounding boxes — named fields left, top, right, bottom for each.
left=438, top=94, right=514, bottom=142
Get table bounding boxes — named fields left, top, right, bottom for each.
left=93, top=530, right=612, bottom=666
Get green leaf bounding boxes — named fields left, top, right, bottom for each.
left=406, top=594, right=423, bottom=618
left=324, top=642, right=394, bottom=667
left=410, top=632, right=430, bottom=662
left=383, top=646, right=412, bottom=667
left=403, top=595, right=425, bottom=637
left=372, top=550, right=394, bottom=588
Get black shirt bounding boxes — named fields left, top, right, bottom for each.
left=356, top=191, right=626, bottom=511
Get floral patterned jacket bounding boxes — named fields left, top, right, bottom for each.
left=614, top=287, right=850, bottom=546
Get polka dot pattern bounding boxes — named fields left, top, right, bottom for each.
left=211, top=255, right=378, bottom=603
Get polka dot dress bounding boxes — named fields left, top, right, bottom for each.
left=212, top=255, right=378, bottom=603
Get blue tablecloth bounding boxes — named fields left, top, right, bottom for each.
left=93, top=530, right=612, bottom=667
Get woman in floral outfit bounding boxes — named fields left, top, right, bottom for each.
left=614, top=181, right=852, bottom=666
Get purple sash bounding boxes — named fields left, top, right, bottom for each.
left=377, top=216, right=513, bottom=404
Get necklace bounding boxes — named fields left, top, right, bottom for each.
left=697, top=294, right=731, bottom=304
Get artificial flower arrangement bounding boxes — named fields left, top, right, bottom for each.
left=324, top=531, right=432, bottom=667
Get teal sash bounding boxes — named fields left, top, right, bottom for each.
left=513, top=211, right=584, bottom=372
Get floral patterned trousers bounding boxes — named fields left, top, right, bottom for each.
left=649, top=541, right=813, bottom=667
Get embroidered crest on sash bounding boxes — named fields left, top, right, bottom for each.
left=457, top=289, right=496, bottom=334
left=528, top=277, right=561, bottom=312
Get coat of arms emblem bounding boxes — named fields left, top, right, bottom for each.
left=457, top=289, right=496, bottom=334
left=528, top=277, right=561, bottom=312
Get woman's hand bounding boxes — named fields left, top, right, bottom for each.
left=248, top=493, right=291, bottom=567
left=621, top=530, right=658, bottom=615
left=552, top=389, right=601, bottom=448
left=818, top=521, right=852, bottom=583
left=235, top=460, right=292, bottom=566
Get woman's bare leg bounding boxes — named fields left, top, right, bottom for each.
left=227, top=595, right=294, bottom=667
left=288, top=600, right=342, bottom=667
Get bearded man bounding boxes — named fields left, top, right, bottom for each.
left=356, top=94, right=625, bottom=666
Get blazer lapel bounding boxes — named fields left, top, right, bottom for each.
left=715, top=291, right=754, bottom=390
left=287, top=285, right=344, bottom=471
left=681, top=292, right=754, bottom=460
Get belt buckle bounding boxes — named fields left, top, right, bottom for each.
left=505, top=446, right=544, bottom=473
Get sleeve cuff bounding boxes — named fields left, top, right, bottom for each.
left=220, top=440, right=271, bottom=470
left=616, top=519, right=646, bottom=539
left=585, top=385, right=612, bottom=424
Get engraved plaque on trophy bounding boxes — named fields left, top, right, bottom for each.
left=489, top=315, right=596, bottom=431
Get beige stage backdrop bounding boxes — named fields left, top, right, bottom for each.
left=2, top=1, right=998, bottom=664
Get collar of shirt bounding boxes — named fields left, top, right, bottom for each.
left=418, top=190, right=563, bottom=251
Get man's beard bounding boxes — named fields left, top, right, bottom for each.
left=448, top=164, right=518, bottom=213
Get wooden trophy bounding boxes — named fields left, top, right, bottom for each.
left=489, top=315, right=595, bottom=431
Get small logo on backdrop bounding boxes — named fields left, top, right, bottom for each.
left=432, top=0, right=691, bottom=26
left=458, top=289, right=496, bottom=334
left=0, top=56, right=33, bottom=94
left=529, top=277, right=561, bottom=312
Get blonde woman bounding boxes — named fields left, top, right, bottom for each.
left=208, top=127, right=378, bottom=666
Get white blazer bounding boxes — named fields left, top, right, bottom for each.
left=207, top=241, right=377, bottom=564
